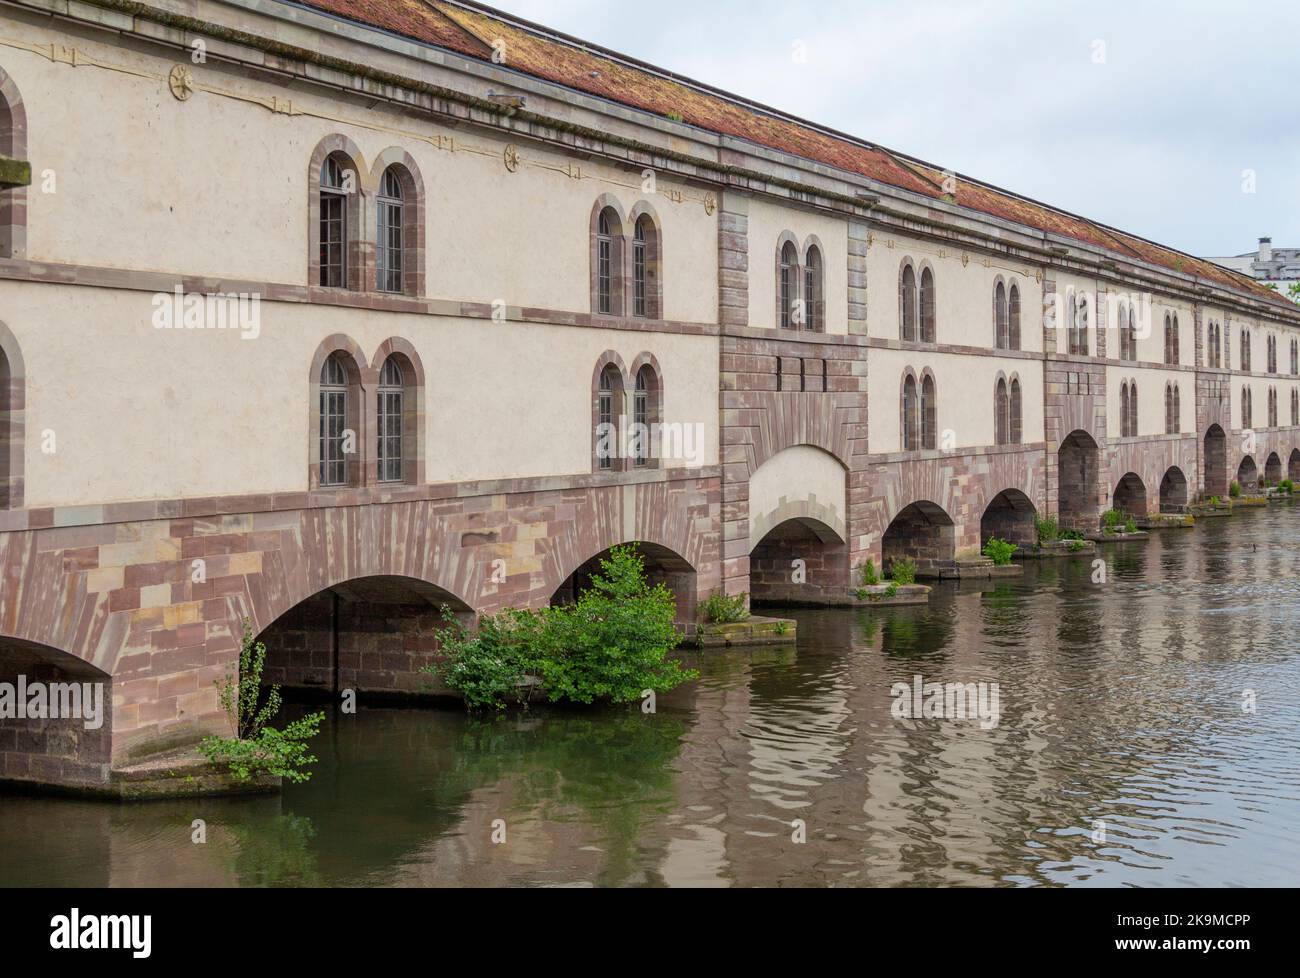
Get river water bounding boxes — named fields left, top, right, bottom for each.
left=3, top=505, right=1298, bottom=887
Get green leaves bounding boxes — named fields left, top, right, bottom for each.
left=982, top=537, right=1017, bottom=566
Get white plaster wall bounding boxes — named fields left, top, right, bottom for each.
left=4, top=282, right=718, bottom=507
left=746, top=445, right=846, bottom=551
left=745, top=197, right=849, bottom=333
left=868, top=348, right=1044, bottom=451
left=1105, top=365, right=1188, bottom=438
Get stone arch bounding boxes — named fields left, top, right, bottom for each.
left=628, top=200, right=664, bottom=319
left=368, top=147, right=427, bottom=297
left=0, top=64, right=28, bottom=259
left=0, top=318, right=25, bottom=508
left=1236, top=455, right=1258, bottom=493
left=1058, top=428, right=1100, bottom=531
left=980, top=488, right=1037, bottom=549
left=1159, top=466, right=1188, bottom=512
left=1264, top=451, right=1282, bottom=486
left=1112, top=472, right=1146, bottom=516
left=882, top=499, right=955, bottom=578
left=308, top=335, right=368, bottom=490
left=1204, top=423, right=1227, bottom=498
left=369, top=337, right=426, bottom=486
left=307, top=134, right=367, bottom=291
left=550, top=539, right=698, bottom=626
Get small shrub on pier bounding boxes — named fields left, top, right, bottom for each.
left=702, top=590, right=749, bottom=623
left=1279, top=479, right=1294, bottom=495
left=1124, top=518, right=1138, bottom=534
left=1229, top=480, right=1242, bottom=498
left=1035, top=516, right=1059, bottom=544
left=858, top=560, right=879, bottom=586
left=200, top=622, right=324, bottom=783
left=889, top=557, right=918, bottom=585
left=1102, top=508, right=1123, bottom=532
left=982, top=537, right=1017, bottom=565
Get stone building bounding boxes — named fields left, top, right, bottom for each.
left=1207, top=238, right=1300, bottom=301
left=0, top=0, right=1298, bottom=791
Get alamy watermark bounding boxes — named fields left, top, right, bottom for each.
left=0, top=675, right=105, bottom=730
left=891, top=674, right=1001, bottom=729
left=151, top=286, right=261, bottom=339
left=596, top=419, right=705, bottom=466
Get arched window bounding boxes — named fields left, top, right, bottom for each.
left=994, top=282, right=1008, bottom=350
left=631, top=362, right=661, bottom=467
left=1119, top=304, right=1133, bottom=361
left=1008, top=283, right=1021, bottom=351
left=902, top=374, right=918, bottom=451
left=633, top=216, right=648, bottom=318
left=1292, top=389, right=1298, bottom=426
left=1070, top=294, right=1089, bottom=356
left=319, top=156, right=350, bottom=288
left=994, top=377, right=1008, bottom=444
left=1269, top=387, right=1278, bottom=427
left=1164, top=383, right=1174, bottom=434
left=1129, top=382, right=1138, bottom=437
left=780, top=240, right=799, bottom=329
left=1173, top=384, right=1180, bottom=432
left=900, top=264, right=917, bottom=342
left=376, top=167, right=404, bottom=294
left=1241, top=329, right=1251, bottom=372
left=1269, top=335, right=1278, bottom=374
left=319, top=353, right=350, bottom=486
left=596, top=363, right=624, bottom=471
left=1120, top=382, right=1129, bottom=437
left=0, top=324, right=24, bottom=509
left=921, top=374, right=937, bottom=449
left=919, top=267, right=936, bottom=343
left=1129, top=307, right=1139, bottom=362
left=1009, top=378, right=1022, bottom=445
left=376, top=356, right=403, bottom=482
left=1292, top=338, right=1298, bottom=375
left=1242, top=386, right=1251, bottom=429
left=0, top=67, right=29, bottom=261
left=596, top=208, right=618, bottom=315
left=1067, top=294, right=1079, bottom=354
left=804, top=244, right=823, bottom=331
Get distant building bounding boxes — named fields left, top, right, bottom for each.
left=1207, top=238, right=1300, bottom=301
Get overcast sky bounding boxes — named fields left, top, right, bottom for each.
left=485, top=0, right=1300, bottom=258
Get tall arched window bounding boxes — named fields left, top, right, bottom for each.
left=376, top=356, right=403, bottom=482
left=319, top=156, right=350, bottom=288
left=1242, top=386, right=1252, bottom=429
left=1164, top=383, right=1174, bottom=434
left=0, top=325, right=25, bottom=509
left=319, top=353, right=350, bottom=486
left=920, top=373, right=937, bottom=449
left=994, top=378, right=1009, bottom=444
left=1292, top=389, right=1298, bottom=426
left=1292, top=338, right=1298, bottom=375
left=1241, top=329, right=1251, bottom=372
left=633, top=216, right=648, bottom=318
left=1120, top=382, right=1129, bottom=437
left=1009, top=378, right=1022, bottom=444
left=1008, top=283, right=1021, bottom=351
left=1268, top=335, right=1277, bottom=374
left=1129, top=307, right=1139, bottom=361
left=376, top=167, right=404, bottom=294
left=1173, top=384, right=1180, bottom=432
left=804, top=244, right=823, bottom=331
left=902, top=374, right=918, bottom=451
left=597, top=208, right=617, bottom=315
left=994, top=282, right=1008, bottom=350
left=1119, top=304, right=1133, bottom=361
left=1129, top=382, right=1138, bottom=437
left=1070, top=294, right=1089, bottom=356
left=634, top=366, right=650, bottom=466
left=900, top=264, right=917, bottom=341
left=596, top=363, right=623, bottom=470
left=780, top=240, right=799, bottom=329
left=919, top=267, right=936, bottom=343
left=1268, top=387, right=1278, bottom=427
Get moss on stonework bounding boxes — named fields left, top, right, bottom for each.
left=0, top=155, right=31, bottom=188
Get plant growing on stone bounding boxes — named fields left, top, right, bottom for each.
left=1229, top=480, right=1242, bottom=498
left=982, top=537, right=1017, bottom=565
left=702, top=589, right=748, bottom=624
left=1208, top=495, right=1221, bottom=507
left=1102, top=508, right=1123, bottom=532
left=1035, top=516, right=1059, bottom=545
left=889, top=557, right=917, bottom=586
left=859, top=559, right=880, bottom=586
left=1279, top=479, right=1294, bottom=495
left=200, top=622, right=324, bottom=783
left=1068, top=539, right=1085, bottom=552
left=1124, top=517, right=1138, bottom=534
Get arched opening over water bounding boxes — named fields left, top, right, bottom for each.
left=1058, top=429, right=1099, bottom=531
left=749, top=516, right=847, bottom=605
left=1159, top=466, right=1189, bottom=512
left=1291, top=449, right=1300, bottom=482
left=1264, top=452, right=1282, bottom=487
left=1204, top=424, right=1227, bottom=498
left=1236, top=455, right=1259, bottom=493
left=1112, top=472, right=1147, bottom=517
left=257, top=575, right=474, bottom=699
left=882, top=500, right=955, bottom=578
left=0, top=637, right=113, bottom=785
left=553, top=541, right=697, bottom=625
left=980, top=488, right=1037, bottom=549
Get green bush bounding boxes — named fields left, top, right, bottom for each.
left=1035, top=516, right=1060, bottom=545
left=1229, top=480, right=1241, bottom=498
left=1124, top=518, right=1138, bottom=534
left=889, top=557, right=918, bottom=586
left=1061, top=528, right=1085, bottom=541
left=701, top=589, right=749, bottom=624
left=884, top=581, right=900, bottom=598
left=858, top=560, right=879, bottom=586
left=1102, top=508, right=1123, bottom=531
left=199, top=622, right=324, bottom=783
left=1068, top=539, right=1085, bottom=552
left=982, top=537, right=1017, bottom=565
left=427, top=545, right=697, bottom=710
left=1279, top=479, right=1294, bottom=495
left=1208, top=495, right=1221, bottom=507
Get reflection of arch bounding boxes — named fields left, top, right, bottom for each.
left=1159, top=466, right=1188, bottom=512
left=1204, top=424, right=1227, bottom=498
left=980, top=488, right=1036, bottom=548
left=1112, top=472, right=1146, bottom=516
left=1264, top=452, right=1282, bottom=486
left=1236, top=455, right=1258, bottom=493
left=1057, top=428, right=1099, bottom=531
left=256, top=575, right=473, bottom=695
left=882, top=500, right=955, bottom=577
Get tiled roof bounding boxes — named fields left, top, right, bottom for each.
left=295, top=0, right=1293, bottom=313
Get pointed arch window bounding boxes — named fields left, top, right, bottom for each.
left=1292, top=388, right=1298, bottom=426
left=633, top=217, right=648, bottom=318
left=994, top=378, right=1009, bottom=444
left=900, top=264, right=917, bottom=342
left=919, top=268, right=936, bottom=343
left=994, top=282, right=1008, bottom=350
left=780, top=240, right=799, bottom=329
left=597, top=209, right=616, bottom=315
left=902, top=374, right=919, bottom=451
left=804, top=245, right=823, bottom=331
left=1009, top=378, right=1022, bottom=444
left=1008, top=283, right=1021, bottom=351
left=920, top=374, right=937, bottom=449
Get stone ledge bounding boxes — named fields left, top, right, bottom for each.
left=1021, top=539, right=1098, bottom=558
left=1, top=747, right=280, bottom=801
left=693, top=616, right=795, bottom=647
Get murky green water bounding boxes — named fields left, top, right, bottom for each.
left=3, top=505, right=1299, bottom=887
